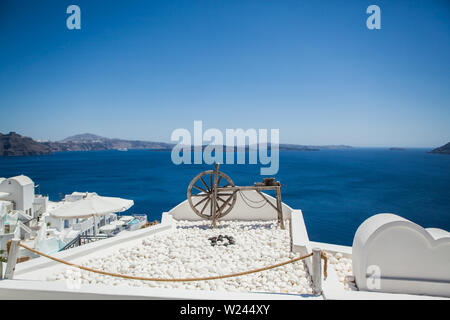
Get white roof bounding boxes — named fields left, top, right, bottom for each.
left=99, top=224, right=118, bottom=231
left=119, top=215, right=134, bottom=222
left=70, top=192, right=86, bottom=196
left=9, top=175, right=34, bottom=186
left=50, top=194, right=133, bottom=219
left=110, top=220, right=126, bottom=226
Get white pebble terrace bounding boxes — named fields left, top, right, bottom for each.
left=48, top=220, right=320, bottom=294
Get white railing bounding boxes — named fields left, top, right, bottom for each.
left=72, top=217, right=94, bottom=233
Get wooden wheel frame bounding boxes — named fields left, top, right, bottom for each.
left=187, top=170, right=237, bottom=220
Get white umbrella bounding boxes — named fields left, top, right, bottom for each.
left=50, top=193, right=133, bottom=235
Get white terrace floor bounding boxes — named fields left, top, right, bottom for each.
left=46, top=220, right=315, bottom=295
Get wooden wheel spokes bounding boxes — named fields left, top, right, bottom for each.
left=187, top=170, right=237, bottom=220
left=187, top=164, right=285, bottom=229
left=193, top=194, right=209, bottom=207
left=192, top=185, right=207, bottom=194
left=217, top=194, right=234, bottom=207
left=216, top=191, right=237, bottom=213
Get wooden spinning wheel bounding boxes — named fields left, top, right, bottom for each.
left=187, top=163, right=285, bottom=229
left=187, top=168, right=237, bottom=220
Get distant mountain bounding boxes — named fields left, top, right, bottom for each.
left=0, top=132, right=51, bottom=156
left=180, top=144, right=351, bottom=152
left=60, top=133, right=106, bottom=143
left=42, top=133, right=174, bottom=152
left=278, top=144, right=352, bottom=151
left=429, top=142, right=450, bottom=155
left=54, top=134, right=352, bottom=152
left=0, top=132, right=174, bottom=156
left=0, top=131, right=353, bottom=156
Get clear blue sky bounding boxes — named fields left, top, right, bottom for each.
left=0, top=0, right=449, bottom=147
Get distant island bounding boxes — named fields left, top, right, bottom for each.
left=0, top=132, right=51, bottom=156
left=41, top=133, right=173, bottom=153
left=429, top=142, right=450, bottom=155
left=0, top=132, right=353, bottom=156
left=0, top=132, right=173, bottom=156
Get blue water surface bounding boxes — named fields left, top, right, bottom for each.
left=0, top=149, right=449, bottom=246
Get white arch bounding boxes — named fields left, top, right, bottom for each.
left=352, top=213, right=450, bottom=297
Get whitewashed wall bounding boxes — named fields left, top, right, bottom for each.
left=0, top=176, right=34, bottom=215
left=169, top=190, right=293, bottom=221
left=352, top=213, right=450, bottom=298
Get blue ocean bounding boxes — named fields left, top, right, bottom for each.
left=0, top=149, right=449, bottom=246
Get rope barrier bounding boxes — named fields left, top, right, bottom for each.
left=16, top=242, right=327, bottom=282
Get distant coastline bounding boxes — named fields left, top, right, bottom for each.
left=3, top=131, right=448, bottom=157
left=429, top=142, right=450, bottom=155
left=0, top=132, right=353, bottom=157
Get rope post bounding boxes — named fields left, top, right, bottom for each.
left=275, top=186, right=285, bottom=230
left=312, top=247, right=322, bottom=295
left=4, top=239, right=20, bottom=280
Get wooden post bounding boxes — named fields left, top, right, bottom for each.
left=275, top=186, right=285, bottom=229
left=4, top=239, right=20, bottom=280
left=211, top=163, right=220, bottom=228
left=312, top=248, right=322, bottom=295
left=0, top=250, right=3, bottom=280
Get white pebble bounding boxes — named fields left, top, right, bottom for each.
left=47, top=220, right=313, bottom=294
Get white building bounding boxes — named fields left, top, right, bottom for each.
left=0, top=177, right=140, bottom=258
left=0, top=175, right=47, bottom=218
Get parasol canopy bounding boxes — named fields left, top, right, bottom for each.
left=50, top=193, right=134, bottom=219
